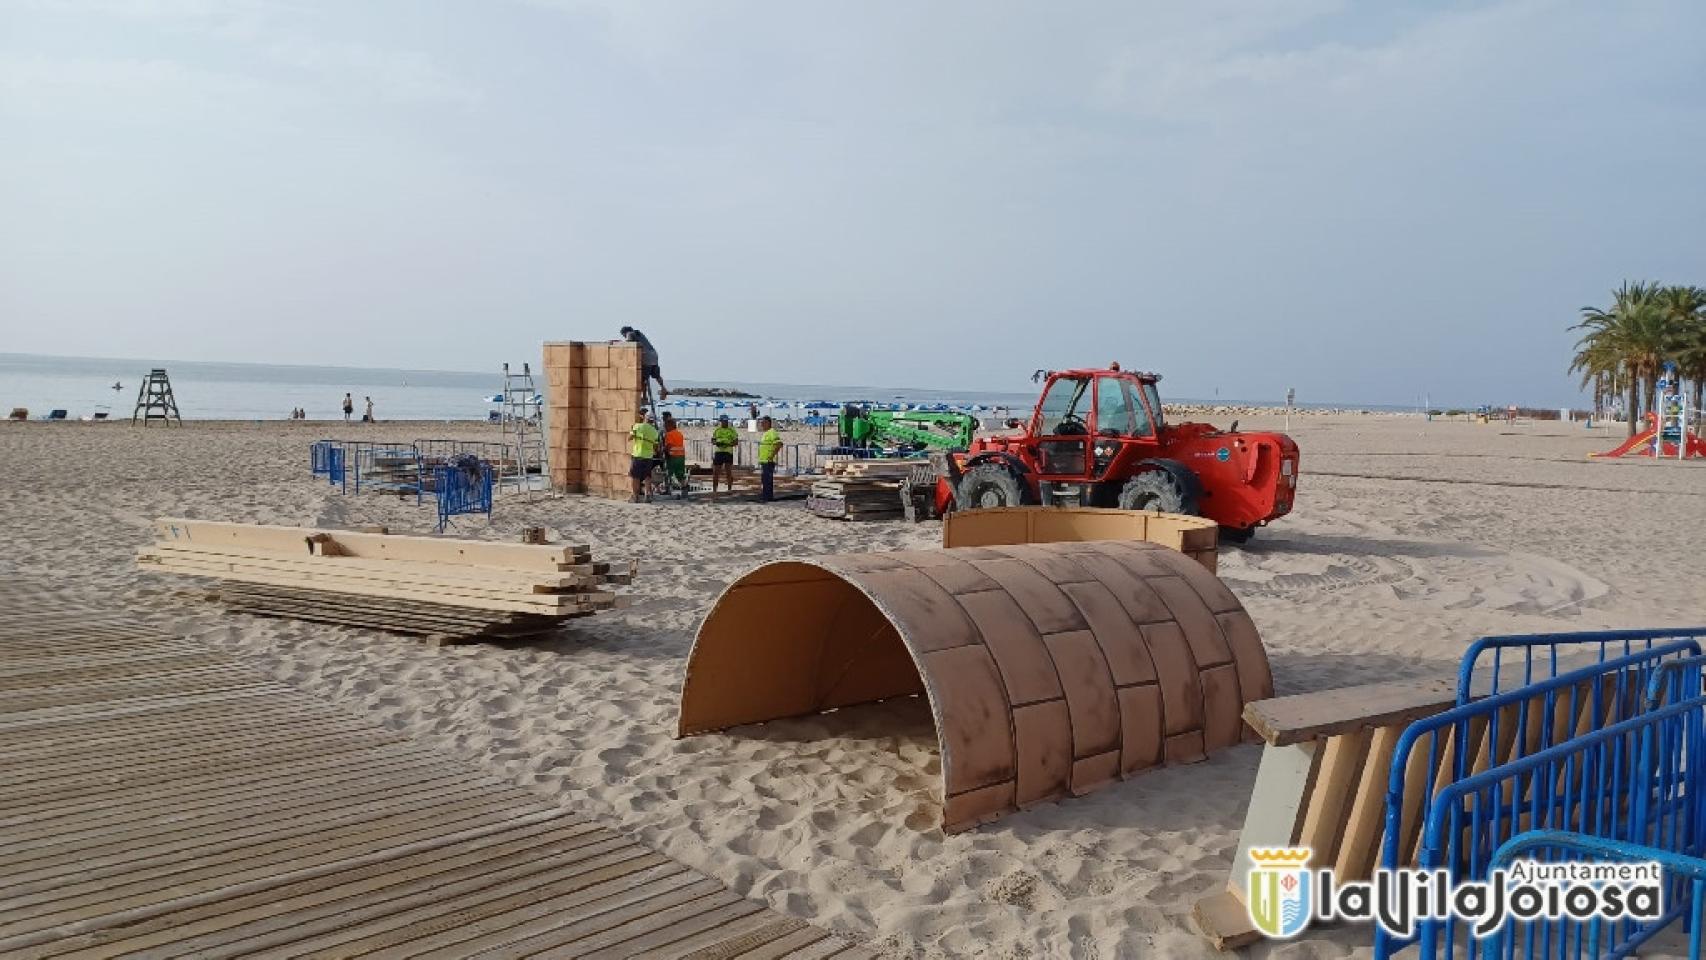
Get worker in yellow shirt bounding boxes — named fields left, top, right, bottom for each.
left=757, top=415, right=782, bottom=502
left=661, top=412, right=688, bottom=499
left=710, top=414, right=739, bottom=501
left=628, top=410, right=661, bottom=503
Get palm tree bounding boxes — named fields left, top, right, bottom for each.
left=1573, top=282, right=1667, bottom=435
left=1657, top=285, right=1706, bottom=422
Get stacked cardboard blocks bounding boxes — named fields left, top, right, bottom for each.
left=544, top=341, right=646, bottom=498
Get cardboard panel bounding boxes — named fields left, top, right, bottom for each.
left=1150, top=576, right=1232, bottom=668
left=1042, top=629, right=1121, bottom=759
left=1143, top=621, right=1205, bottom=736
left=1117, top=683, right=1164, bottom=774
left=1199, top=662, right=1245, bottom=750
left=831, top=566, right=980, bottom=653
left=1013, top=699, right=1073, bottom=805
left=1071, top=750, right=1121, bottom=796
left=974, top=559, right=1087, bottom=635
left=924, top=645, right=1018, bottom=793
left=941, top=507, right=1217, bottom=574
left=959, top=590, right=1062, bottom=706
left=1218, top=611, right=1273, bottom=704
left=944, top=781, right=1016, bottom=831
left=1061, top=580, right=1157, bottom=687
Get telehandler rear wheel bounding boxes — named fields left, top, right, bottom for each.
left=958, top=462, right=1028, bottom=509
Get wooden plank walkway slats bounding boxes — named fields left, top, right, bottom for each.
left=0, top=595, right=876, bottom=959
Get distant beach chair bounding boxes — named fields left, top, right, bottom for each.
left=44, top=409, right=67, bottom=421
left=7, top=408, right=25, bottom=421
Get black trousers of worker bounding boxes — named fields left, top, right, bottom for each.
left=760, top=462, right=775, bottom=501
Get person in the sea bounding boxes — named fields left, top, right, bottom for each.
left=342, top=393, right=353, bottom=422
left=618, top=326, right=668, bottom=400
left=710, top=414, right=739, bottom=500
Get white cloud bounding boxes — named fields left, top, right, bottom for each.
left=265, top=38, right=481, bottom=107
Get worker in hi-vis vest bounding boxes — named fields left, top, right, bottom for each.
left=710, top=414, right=739, bottom=501
left=757, top=415, right=782, bottom=502
left=628, top=410, right=661, bottom=503
left=661, top=412, right=688, bottom=498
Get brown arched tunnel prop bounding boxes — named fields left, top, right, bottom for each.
left=677, top=541, right=1272, bottom=832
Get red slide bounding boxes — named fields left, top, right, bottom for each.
left=1591, top=414, right=1706, bottom=458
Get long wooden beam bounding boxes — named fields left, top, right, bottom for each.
left=152, top=520, right=589, bottom=572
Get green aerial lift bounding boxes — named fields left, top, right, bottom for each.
left=836, top=404, right=978, bottom=454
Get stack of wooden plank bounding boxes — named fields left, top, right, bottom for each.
left=807, top=477, right=905, bottom=520
left=819, top=456, right=926, bottom=479
left=137, top=519, right=634, bottom=643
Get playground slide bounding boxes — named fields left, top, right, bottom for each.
left=1589, top=426, right=1659, bottom=458
left=1589, top=416, right=1706, bottom=459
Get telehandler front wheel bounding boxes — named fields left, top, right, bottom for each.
left=1117, top=469, right=1197, bottom=515
left=958, top=463, right=1028, bottom=509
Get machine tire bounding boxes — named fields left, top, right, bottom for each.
left=1219, top=525, right=1256, bottom=544
left=900, top=464, right=938, bottom=523
left=1117, top=467, right=1199, bottom=515
left=958, top=462, right=1028, bottom=509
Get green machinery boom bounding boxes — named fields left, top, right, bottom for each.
left=837, top=405, right=978, bottom=453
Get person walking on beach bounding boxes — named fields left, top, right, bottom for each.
left=363, top=396, right=374, bottom=423
left=661, top=412, right=688, bottom=498
left=618, top=326, right=668, bottom=400
left=710, top=414, right=739, bottom=500
left=628, top=409, right=661, bottom=503
left=757, top=415, right=782, bottom=502
left=342, top=393, right=353, bottom=422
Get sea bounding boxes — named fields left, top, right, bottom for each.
left=0, top=353, right=1055, bottom=421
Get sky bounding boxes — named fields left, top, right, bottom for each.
left=1, top=0, right=1702, bottom=407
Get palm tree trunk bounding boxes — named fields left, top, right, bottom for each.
left=1627, top=379, right=1641, bottom=436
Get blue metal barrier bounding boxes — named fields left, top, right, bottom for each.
left=351, top=443, right=423, bottom=502
left=1408, top=695, right=1706, bottom=958
left=1459, top=628, right=1706, bottom=703
left=1647, top=654, right=1706, bottom=709
left=310, top=440, right=346, bottom=492
left=1485, top=829, right=1705, bottom=959
left=434, top=457, right=493, bottom=532
left=1376, top=640, right=1702, bottom=957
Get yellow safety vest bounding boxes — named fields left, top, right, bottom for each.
left=758, top=429, right=782, bottom=464
left=630, top=422, right=660, bottom=458
left=712, top=426, right=739, bottom=452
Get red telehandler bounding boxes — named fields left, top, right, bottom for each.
left=909, top=365, right=1300, bottom=542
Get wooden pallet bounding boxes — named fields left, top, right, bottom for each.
left=139, top=519, right=633, bottom=644
left=807, top=478, right=904, bottom=521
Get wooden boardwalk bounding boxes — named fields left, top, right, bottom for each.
left=0, top=595, right=874, bottom=959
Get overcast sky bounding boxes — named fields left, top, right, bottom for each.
left=2, top=1, right=1701, bottom=405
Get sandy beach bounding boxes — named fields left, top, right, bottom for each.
left=3, top=414, right=1703, bottom=959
